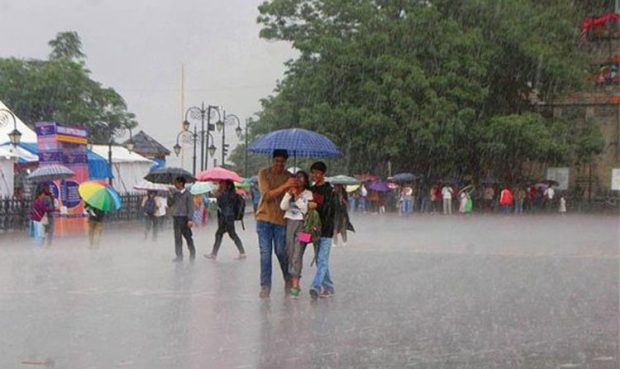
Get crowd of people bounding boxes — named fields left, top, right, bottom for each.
left=347, top=182, right=567, bottom=216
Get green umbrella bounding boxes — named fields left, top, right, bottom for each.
left=327, top=175, right=360, bottom=185
left=190, top=181, right=217, bottom=195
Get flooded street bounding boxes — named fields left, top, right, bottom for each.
left=0, top=214, right=617, bottom=368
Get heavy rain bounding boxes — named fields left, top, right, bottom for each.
left=0, top=0, right=619, bottom=368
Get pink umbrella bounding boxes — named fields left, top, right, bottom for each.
left=196, top=167, right=242, bottom=182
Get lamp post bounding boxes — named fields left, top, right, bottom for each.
left=174, top=123, right=198, bottom=175
left=0, top=108, right=22, bottom=149
left=183, top=103, right=221, bottom=171
left=235, top=117, right=251, bottom=178
left=217, top=111, right=239, bottom=168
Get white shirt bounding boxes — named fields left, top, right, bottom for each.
left=280, top=190, right=313, bottom=220
left=544, top=187, right=555, bottom=200
left=441, top=186, right=453, bottom=200
left=156, top=196, right=167, bottom=217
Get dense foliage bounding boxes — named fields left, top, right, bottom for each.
left=233, top=0, right=605, bottom=181
left=0, top=32, right=136, bottom=143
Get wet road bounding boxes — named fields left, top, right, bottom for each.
left=0, top=214, right=618, bottom=368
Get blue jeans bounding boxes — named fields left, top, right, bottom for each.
left=400, top=199, right=413, bottom=215
left=311, top=237, right=335, bottom=293
left=256, top=220, right=288, bottom=287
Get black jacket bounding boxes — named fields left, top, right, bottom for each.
left=310, top=182, right=336, bottom=237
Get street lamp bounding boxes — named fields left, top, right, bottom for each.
left=0, top=108, right=22, bottom=148
left=218, top=111, right=239, bottom=168
left=174, top=125, right=199, bottom=175
left=235, top=117, right=252, bottom=178
left=183, top=102, right=221, bottom=171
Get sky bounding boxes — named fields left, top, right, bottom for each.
left=0, top=0, right=296, bottom=168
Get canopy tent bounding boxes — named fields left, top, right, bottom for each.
left=0, top=101, right=38, bottom=143
left=0, top=146, right=16, bottom=197
left=0, top=142, right=112, bottom=179
left=91, top=145, right=153, bottom=193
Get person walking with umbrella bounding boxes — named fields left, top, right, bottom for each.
left=255, top=149, right=297, bottom=298
left=85, top=203, right=105, bottom=248
left=169, top=176, right=196, bottom=262
left=29, top=189, right=53, bottom=246
left=141, top=190, right=161, bottom=241
left=308, top=161, right=337, bottom=299
left=204, top=180, right=246, bottom=260
left=280, top=170, right=313, bottom=297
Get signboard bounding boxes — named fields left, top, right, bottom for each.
left=546, top=167, right=570, bottom=190
left=36, top=122, right=89, bottom=235
left=611, top=169, right=620, bottom=191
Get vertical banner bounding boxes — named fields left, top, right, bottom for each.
left=36, top=122, right=89, bottom=235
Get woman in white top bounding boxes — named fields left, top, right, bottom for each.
left=280, top=170, right=313, bottom=297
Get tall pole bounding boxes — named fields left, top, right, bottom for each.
left=244, top=119, right=249, bottom=178
left=108, top=139, right=113, bottom=186
left=200, top=102, right=206, bottom=171
left=206, top=105, right=212, bottom=171
left=192, top=125, right=197, bottom=176
left=222, top=110, right=226, bottom=167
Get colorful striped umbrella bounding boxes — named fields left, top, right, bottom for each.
left=78, top=181, right=122, bottom=212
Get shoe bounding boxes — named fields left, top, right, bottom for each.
left=189, top=253, right=196, bottom=261
left=204, top=253, right=216, bottom=259
left=172, top=257, right=183, bottom=262
left=309, top=288, right=319, bottom=300
left=259, top=286, right=271, bottom=299
left=289, top=287, right=301, bottom=298
left=320, top=289, right=335, bottom=298
left=284, top=279, right=293, bottom=295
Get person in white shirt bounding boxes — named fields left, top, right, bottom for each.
left=544, top=186, right=555, bottom=212
left=279, top=170, right=313, bottom=298
left=441, top=185, right=454, bottom=215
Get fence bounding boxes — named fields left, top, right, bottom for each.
left=0, top=193, right=146, bottom=233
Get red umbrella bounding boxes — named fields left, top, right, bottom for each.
left=196, top=167, right=242, bottom=182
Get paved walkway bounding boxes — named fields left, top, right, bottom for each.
left=0, top=214, right=618, bottom=368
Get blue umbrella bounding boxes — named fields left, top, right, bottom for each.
left=248, top=128, right=341, bottom=158
left=391, top=172, right=416, bottom=183
left=368, top=180, right=390, bottom=192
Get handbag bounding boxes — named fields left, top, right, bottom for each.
left=297, top=231, right=312, bottom=244
left=40, top=215, right=49, bottom=226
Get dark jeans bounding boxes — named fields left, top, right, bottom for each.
left=173, top=216, right=195, bottom=258
left=256, top=220, right=287, bottom=287
left=211, top=218, right=245, bottom=256
left=144, top=214, right=159, bottom=240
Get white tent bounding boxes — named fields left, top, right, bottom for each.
left=91, top=145, right=153, bottom=193
left=0, top=101, right=38, bottom=144
left=0, top=146, right=17, bottom=197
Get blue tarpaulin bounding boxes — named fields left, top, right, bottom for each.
left=0, top=142, right=113, bottom=179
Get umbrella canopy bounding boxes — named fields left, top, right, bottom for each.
left=249, top=175, right=258, bottom=184
left=457, top=184, right=476, bottom=195
left=144, top=167, right=195, bottom=184
left=248, top=128, right=341, bottom=158
left=133, top=180, right=170, bottom=192
left=327, top=175, right=360, bottom=185
left=544, top=179, right=560, bottom=187
left=345, top=184, right=360, bottom=193
left=355, top=174, right=379, bottom=182
left=391, top=172, right=416, bottom=183
left=368, top=180, right=390, bottom=192
left=287, top=166, right=303, bottom=174
left=196, top=167, right=242, bottom=182
left=190, top=181, right=217, bottom=195
left=27, top=165, right=75, bottom=183
left=78, top=181, right=122, bottom=212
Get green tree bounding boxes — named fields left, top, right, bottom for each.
left=247, top=0, right=603, bottom=181
left=0, top=32, right=136, bottom=143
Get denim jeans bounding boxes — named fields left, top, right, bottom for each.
left=256, top=220, right=288, bottom=287
left=311, top=237, right=335, bottom=293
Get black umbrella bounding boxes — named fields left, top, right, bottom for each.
left=27, top=165, right=75, bottom=183
left=544, top=179, right=559, bottom=187
left=391, top=172, right=416, bottom=183
left=144, top=167, right=195, bottom=184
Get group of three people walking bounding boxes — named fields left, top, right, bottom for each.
left=169, top=149, right=337, bottom=300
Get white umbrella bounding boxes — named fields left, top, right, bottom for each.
left=133, top=180, right=170, bottom=192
